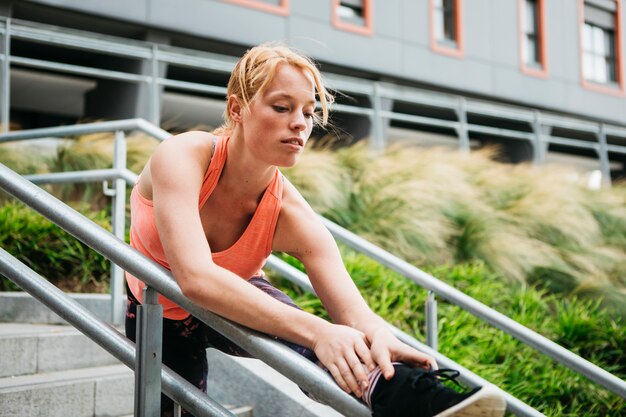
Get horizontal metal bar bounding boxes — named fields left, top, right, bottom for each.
left=325, top=74, right=375, bottom=96
left=0, top=118, right=169, bottom=142
left=157, top=50, right=235, bottom=73
left=0, top=163, right=370, bottom=417
left=606, top=144, right=626, bottom=155
left=545, top=135, right=599, bottom=150
left=9, top=22, right=152, bottom=59
left=25, top=169, right=123, bottom=185
left=468, top=124, right=534, bottom=141
left=377, top=83, right=458, bottom=109
left=379, top=109, right=457, bottom=129
left=265, top=255, right=546, bottom=417
left=465, top=102, right=535, bottom=123
left=603, top=125, right=626, bottom=137
left=10, top=56, right=149, bottom=83
left=159, top=78, right=228, bottom=96
left=0, top=248, right=235, bottom=417
left=318, top=217, right=626, bottom=399
left=331, top=103, right=374, bottom=117
left=539, top=115, right=601, bottom=134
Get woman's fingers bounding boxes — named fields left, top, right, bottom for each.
left=313, top=325, right=374, bottom=397
left=328, top=357, right=363, bottom=397
left=354, top=337, right=376, bottom=372
left=372, top=347, right=395, bottom=380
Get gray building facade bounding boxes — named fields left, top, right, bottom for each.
left=1, top=0, right=625, bottom=180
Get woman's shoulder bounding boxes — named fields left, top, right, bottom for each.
left=152, top=130, right=217, bottom=164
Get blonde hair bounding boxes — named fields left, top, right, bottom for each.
left=214, top=42, right=334, bottom=135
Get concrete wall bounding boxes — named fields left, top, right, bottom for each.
left=3, top=0, right=625, bottom=125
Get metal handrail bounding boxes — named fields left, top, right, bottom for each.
left=264, top=256, right=546, bottom=417
left=0, top=162, right=371, bottom=417
left=1, top=119, right=624, bottom=407
left=0, top=247, right=236, bottom=417
left=318, top=218, right=626, bottom=400
left=0, top=118, right=170, bottom=143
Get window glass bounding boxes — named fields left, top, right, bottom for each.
left=583, top=18, right=617, bottom=84
left=524, top=0, right=541, bottom=66
left=434, top=0, right=457, bottom=45
left=338, top=0, right=366, bottom=27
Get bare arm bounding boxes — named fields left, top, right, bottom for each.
left=274, top=179, right=437, bottom=382
left=149, top=132, right=331, bottom=351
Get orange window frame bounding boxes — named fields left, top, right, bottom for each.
left=225, top=0, right=290, bottom=16
left=332, top=0, right=373, bottom=36
left=519, top=0, right=549, bottom=78
left=430, top=0, right=464, bottom=58
left=578, top=0, right=624, bottom=96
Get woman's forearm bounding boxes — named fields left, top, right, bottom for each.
left=180, top=263, right=330, bottom=349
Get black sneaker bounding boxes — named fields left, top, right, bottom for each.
left=371, top=364, right=506, bottom=417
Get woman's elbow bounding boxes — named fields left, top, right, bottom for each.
left=175, top=266, right=217, bottom=304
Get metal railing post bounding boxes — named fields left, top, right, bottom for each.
left=455, top=97, right=470, bottom=153
left=1, top=18, right=10, bottom=133
left=597, top=124, right=612, bottom=187
left=532, top=111, right=547, bottom=165
left=111, top=130, right=127, bottom=324
left=150, top=44, right=161, bottom=126
left=370, top=82, right=386, bottom=153
left=425, top=290, right=438, bottom=351
left=135, top=285, right=163, bottom=417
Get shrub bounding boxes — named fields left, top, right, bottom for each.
left=269, top=251, right=625, bottom=417
left=0, top=201, right=112, bottom=292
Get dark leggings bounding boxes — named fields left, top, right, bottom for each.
left=125, top=276, right=319, bottom=417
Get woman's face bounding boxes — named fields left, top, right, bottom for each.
left=239, top=64, right=316, bottom=167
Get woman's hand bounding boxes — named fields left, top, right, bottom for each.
left=368, top=325, right=438, bottom=380
left=311, top=323, right=376, bottom=398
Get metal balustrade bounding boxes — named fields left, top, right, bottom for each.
left=1, top=16, right=625, bottom=185
left=1, top=119, right=625, bottom=416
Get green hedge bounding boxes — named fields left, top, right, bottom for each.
left=269, top=250, right=625, bottom=417
left=0, top=201, right=111, bottom=292
left=0, top=201, right=623, bottom=416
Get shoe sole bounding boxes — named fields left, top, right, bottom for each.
left=434, top=385, right=507, bottom=417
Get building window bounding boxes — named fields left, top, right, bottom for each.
left=430, top=0, right=464, bottom=57
left=225, top=0, right=290, bottom=16
left=580, top=0, right=624, bottom=95
left=434, top=0, right=456, bottom=45
left=520, top=0, right=548, bottom=77
left=332, top=0, right=373, bottom=36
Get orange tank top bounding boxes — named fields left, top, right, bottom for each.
left=125, top=136, right=284, bottom=319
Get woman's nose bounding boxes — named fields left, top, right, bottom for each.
left=290, top=113, right=307, bottom=131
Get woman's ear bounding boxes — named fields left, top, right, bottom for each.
left=227, top=95, right=243, bottom=123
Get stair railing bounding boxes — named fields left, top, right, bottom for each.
left=0, top=246, right=236, bottom=417
left=1, top=119, right=625, bottom=415
left=0, top=161, right=372, bottom=417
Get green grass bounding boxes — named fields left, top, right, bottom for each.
left=269, top=250, right=625, bottom=417
left=282, top=142, right=626, bottom=318
left=0, top=201, right=112, bottom=292
left=1, top=134, right=625, bottom=415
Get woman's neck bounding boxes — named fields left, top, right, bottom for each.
left=221, top=131, right=277, bottom=199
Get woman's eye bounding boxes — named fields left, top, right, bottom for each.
left=304, top=112, right=314, bottom=119
left=273, top=105, right=289, bottom=113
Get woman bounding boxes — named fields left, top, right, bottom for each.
left=125, top=43, right=506, bottom=417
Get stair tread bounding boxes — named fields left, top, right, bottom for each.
left=0, top=364, right=131, bottom=391
left=0, top=323, right=78, bottom=338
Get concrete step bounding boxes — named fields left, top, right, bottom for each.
left=0, top=324, right=255, bottom=416
left=0, top=364, right=134, bottom=417
left=207, top=349, right=344, bottom=417
left=0, top=323, right=120, bottom=377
